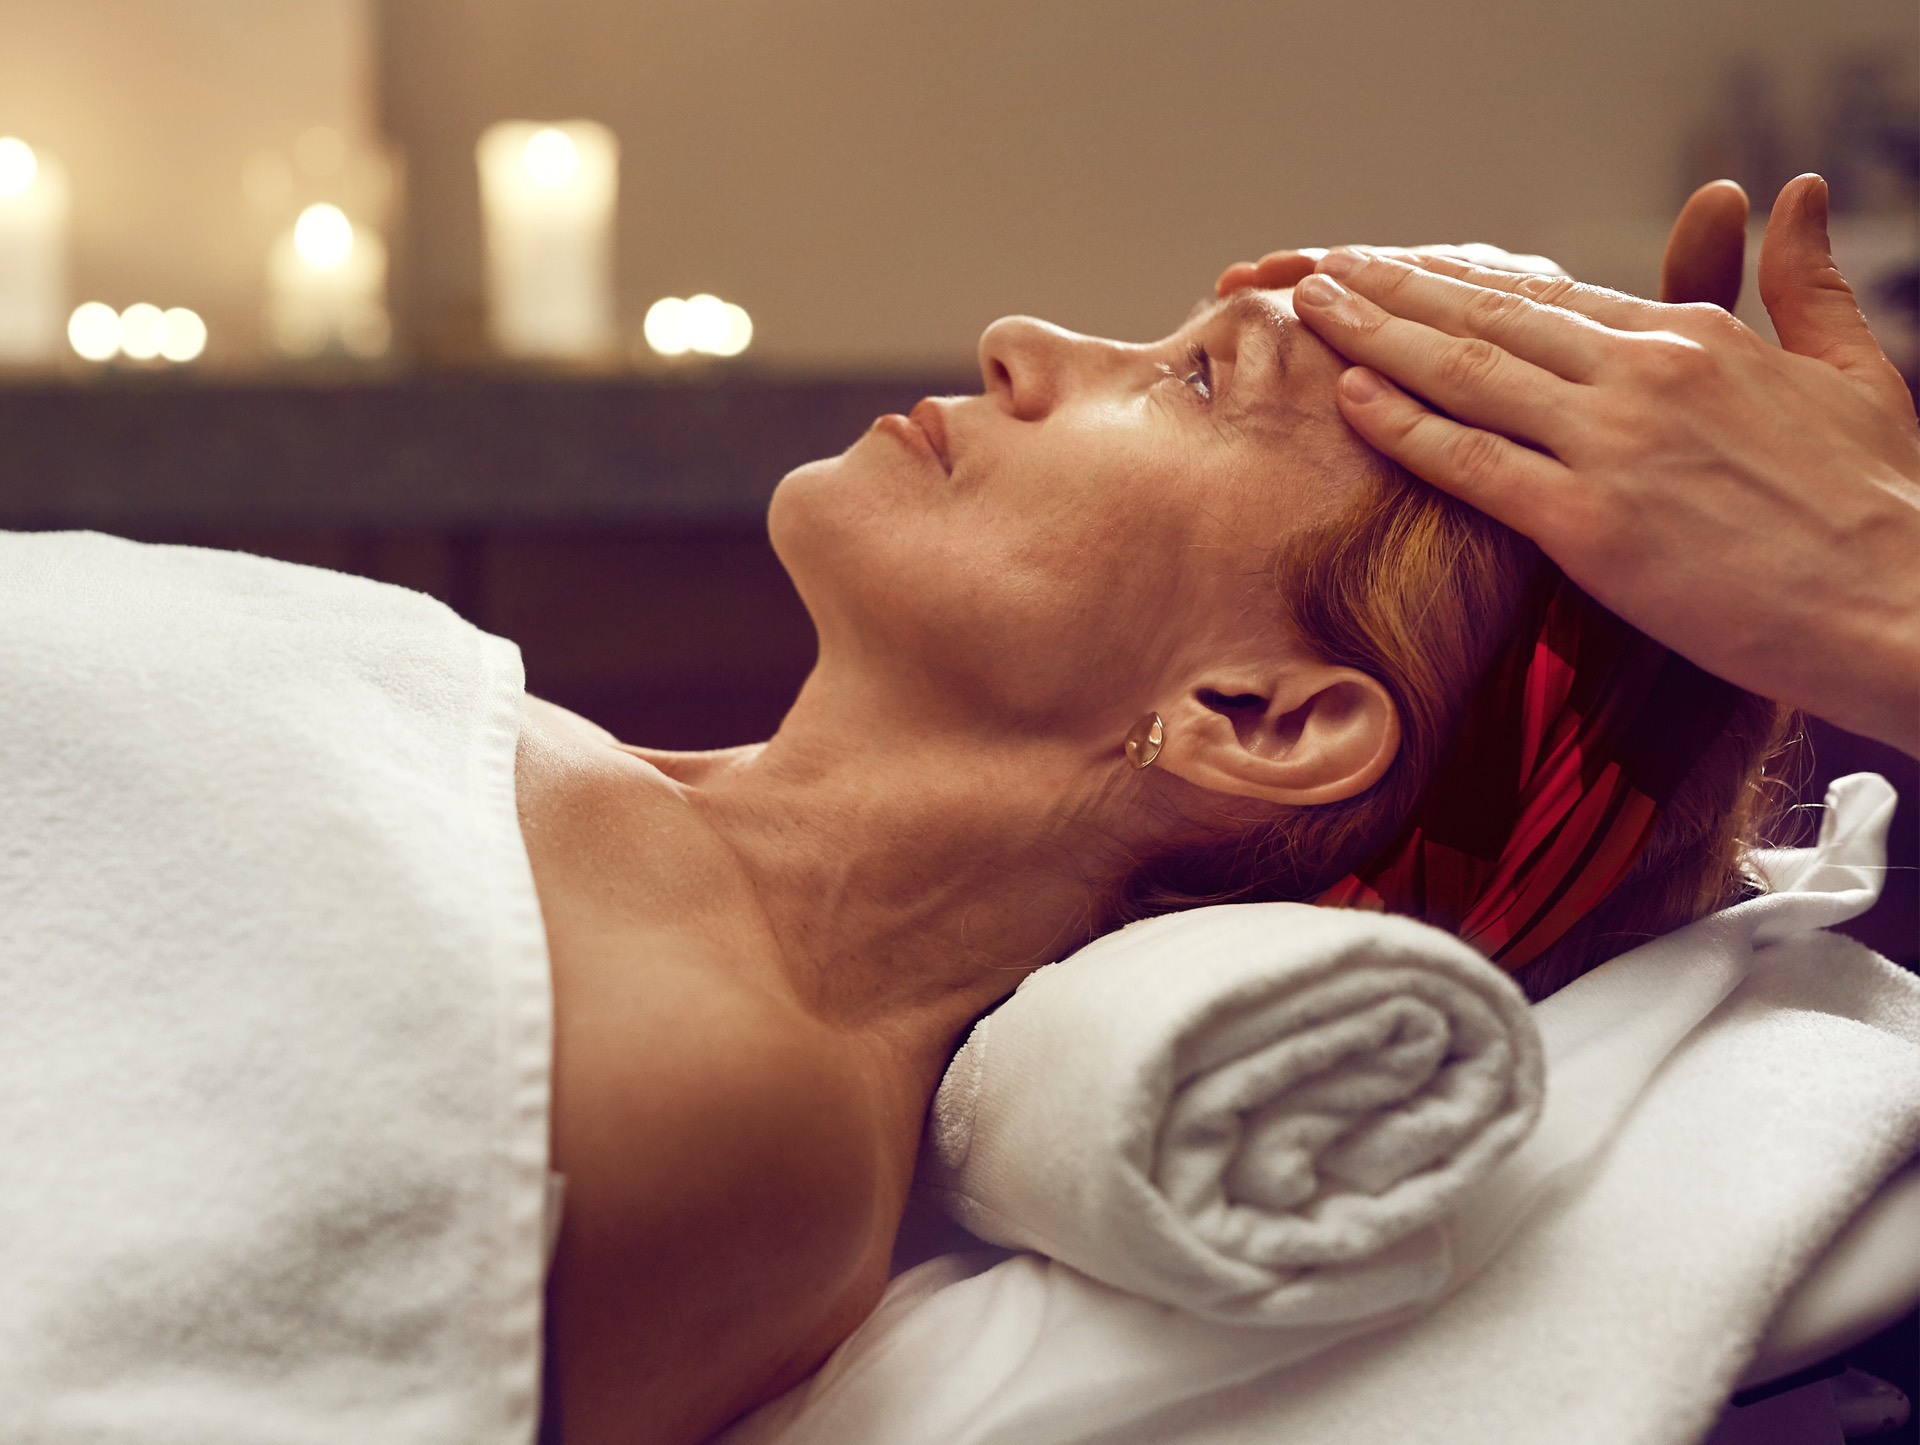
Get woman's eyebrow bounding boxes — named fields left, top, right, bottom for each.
left=1219, top=292, right=1296, bottom=372
left=1183, top=292, right=1297, bottom=372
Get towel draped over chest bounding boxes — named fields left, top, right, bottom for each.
left=0, top=532, right=553, bottom=1445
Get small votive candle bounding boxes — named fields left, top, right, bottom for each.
left=266, top=201, right=391, bottom=359
left=476, top=120, right=619, bottom=359
left=0, top=138, right=69, bottom=363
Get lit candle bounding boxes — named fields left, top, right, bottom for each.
left=265, top=201, right=391, bottom=359
left=476, top=120, right=619, bottom=359
left=0, top=138, right=69, bottom=363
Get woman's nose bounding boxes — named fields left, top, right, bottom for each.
left=978, top=315, right=1113, bottom=421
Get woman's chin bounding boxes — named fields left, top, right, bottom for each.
left=767, top=454, right=878, bottom=624
left=767, top=456, right=839, bottom=563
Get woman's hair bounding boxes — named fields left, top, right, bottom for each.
left=1111, top=457, right=1797, bottom=1000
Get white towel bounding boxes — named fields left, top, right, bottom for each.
left=0, top=532, right=552, bottom=1445
left=919, top=903, right=1544, bottom=1327
left=721, top=773, right=1920, bottom=1445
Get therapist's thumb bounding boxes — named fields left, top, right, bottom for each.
left=1759, top=175, right=1906, bottom=405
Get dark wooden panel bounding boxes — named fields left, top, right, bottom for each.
left=480, top=530, right=816, bottom=748
left=0, top=371, right=967, bottom=530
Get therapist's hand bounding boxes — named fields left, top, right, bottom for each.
left=1658, top=179, right=1749, bottom=311
left=1215, top=182, right=1745, bottom=304
left=1214, top=243, right=1563, bottom=298
left=1289, top=174, right=1920, bottom=758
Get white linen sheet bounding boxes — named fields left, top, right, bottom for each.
left=723, top=773, right=1920, bottom=1445
left=0, top=533, right=553, bottom=1445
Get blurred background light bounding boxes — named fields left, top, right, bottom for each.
left=268, top=206, right=390, bottom=360
left=642, top=296, right=690, bottom=355
left=522, top=127, right=579, bottom=188
left=643, top=295, right=754, bottom=358
left=476, top=119, right=618, bottom=359
left=682, top=294, right=729, bottom=354
left=67, top=301, right=120, bottom=361
left=159, top=306, right=207, bottom=362
left=63, top=301, right=209, bottom=364
left=293, top=202, right=354, bottom=270
left=0, top=137, right=37, bottom=199
left=0, top=135, right=68, bottom=362
left=715, top=302, right=753, bottom=358
left=117, top=301, right=165, bottom=360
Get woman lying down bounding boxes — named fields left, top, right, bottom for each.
left=529, top=286, right=1784, bottom=1442
left=0, top=266, right=1787, bottom=1445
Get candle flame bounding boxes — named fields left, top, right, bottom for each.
left=294, top=203, right=355, bottom=270
left=523, top=128, right=579, bottom=188
left=160, top=308, right=208, bottom=363
left=69, top=303, right=121, bottom=362
left=119, top=303, right=167, bottom=361
left=0, top=137, right=36, bottom=198
left=644, top=295, right=753, bottom=358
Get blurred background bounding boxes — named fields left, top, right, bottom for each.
left=0, top=0, right=1913, bottom=970
left=1, top=0, right=1913, bottom=370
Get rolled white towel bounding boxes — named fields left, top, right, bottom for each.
left=919, top=902, right=1543, bottom=1327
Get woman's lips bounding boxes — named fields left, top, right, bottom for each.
left=908, top=398, right=952, bottom=473
left=874, top=399, right=953, bottom=475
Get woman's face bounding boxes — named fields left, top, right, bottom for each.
left=770, top=289, right=1378, bottom=735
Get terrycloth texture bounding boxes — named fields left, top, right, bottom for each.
left=0, top=532, right=552, bottom=1445
left=920, top=904, right=1544, bottom=1325
left=722, top=773, right=1920, bottom=1445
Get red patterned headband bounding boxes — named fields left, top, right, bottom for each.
left=1317, top=569, right=1743, bottom=972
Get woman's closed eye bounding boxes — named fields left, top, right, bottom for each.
left=1159, top=343, right=1214, bottom=403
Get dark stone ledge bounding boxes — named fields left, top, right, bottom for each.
left=0, top=371, right=969, bottom=530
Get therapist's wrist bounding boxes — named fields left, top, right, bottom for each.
left=1825, top=589, right=1920, bottom=761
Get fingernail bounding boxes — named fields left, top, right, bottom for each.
left=1318, top=250, right=1364, bottom=280
left=1295, top=272, right=1364, bottom=324
left=1802, top=175, right=1830, bottom=239
left=1295, top=272, right=1351, bottom=310
left=1339, top=367, right=1386, bottom=404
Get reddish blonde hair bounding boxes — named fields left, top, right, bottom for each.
left=1112, top=460, right=1794, bottom=999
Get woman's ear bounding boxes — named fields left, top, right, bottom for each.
left=1153, top=663, right=1400, bottom=806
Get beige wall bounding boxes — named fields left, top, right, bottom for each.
left=378, top=0, right=1915, bottom=371
left=0, top=0, right=373, bottom=368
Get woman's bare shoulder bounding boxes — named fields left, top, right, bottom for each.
left=515, top=696, right=899, bottom=1444
left=546, top=942, right=894, bottom=1445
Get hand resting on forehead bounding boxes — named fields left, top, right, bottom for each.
left=1231, top=176, right=1920, bottom=759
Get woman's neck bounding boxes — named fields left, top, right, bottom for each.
left=633, top=691, right=1124, bottom=1080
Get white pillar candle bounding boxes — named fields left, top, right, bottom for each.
left=476, top=120, right=618, bottom=359
left=266, top=201, right=390, bottom=359
left=0, top=138, right=69, bottom=363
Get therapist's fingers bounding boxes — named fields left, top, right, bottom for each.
left=1659, top=180, right=1748, bottom=310
left=1384, top=252, right=1666, bottom=333
left=1381, top=243, right=1565, bottom=277
left=1759, top=175, right=1915, bottom=415
left=1306, top=253, right=1612, bottom=385
left=1292, top=270, right=1581, bottom=443
left=1216, top=250, right=1324, bottom=297
left=1218, top=243, right=1563, bottom=299
left=1331, top=366, right=1571, bottom=532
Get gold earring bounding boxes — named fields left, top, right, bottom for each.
left=1124, top=712, right=1164, bottom=770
